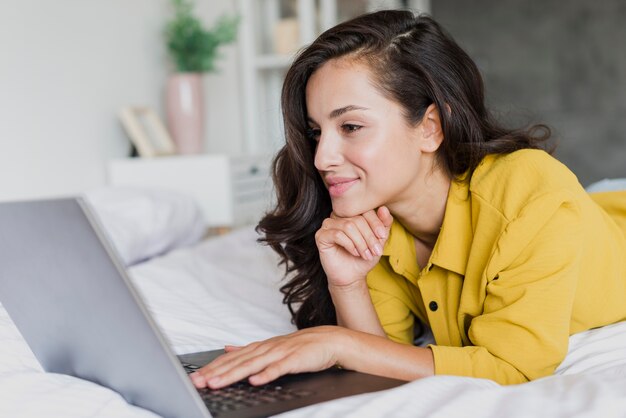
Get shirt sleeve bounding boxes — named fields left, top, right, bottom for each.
left=430, top=192, right=583, bottom=384
left=367, top=261, right=416, bottom=345
left=589, top=190, right=626, bottom=237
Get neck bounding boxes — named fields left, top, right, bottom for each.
left=388, top=166, right=451, bottom=247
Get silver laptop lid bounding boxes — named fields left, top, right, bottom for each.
left=0, top=198, right=210, bottom=418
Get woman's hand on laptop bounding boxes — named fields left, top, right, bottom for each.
left=189, top=326, right=434, bottom=389
left=190, top=326, right=344, bottom=389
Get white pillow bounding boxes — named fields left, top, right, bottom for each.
left=586, top=178, right=626, bottom=193
left=83, top=186, right=206, bottom=266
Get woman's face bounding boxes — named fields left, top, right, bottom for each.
left=305, top=58, right=436, bottom=217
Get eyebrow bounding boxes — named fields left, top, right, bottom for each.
left=308, top=105, right=369, bottom=124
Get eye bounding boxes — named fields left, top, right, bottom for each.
left=341, top=124, right=362, bottom=134
left=306, top=127, right=321, bottom=141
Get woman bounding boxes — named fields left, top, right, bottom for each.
left=191, top=10, right=626, bottom=388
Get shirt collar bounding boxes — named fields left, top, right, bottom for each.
left=429, top=178, right=473, bottom=276
left=382, top=218, right=419, bottom=280
left=382, top=177, right=473, bottom=277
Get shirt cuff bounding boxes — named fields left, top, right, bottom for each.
left=429, top=344, right=474, bottom=377
left=428, top=344, right=529, bottom=385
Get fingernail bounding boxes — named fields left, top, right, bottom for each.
left=208, top=376, right=221, bottom=387
left=376, top=227, right=388, bottom=239
left=364, top=249, right=373, bottom=260
left=373, top=243, right=383, bottom=256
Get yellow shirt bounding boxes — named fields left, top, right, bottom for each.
left=366, top=149, right=626, bottom=385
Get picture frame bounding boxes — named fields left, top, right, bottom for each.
left=118, top=106, right=176, bottom=158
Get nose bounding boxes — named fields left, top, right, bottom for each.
left=313, top=131, right=343, bottom=172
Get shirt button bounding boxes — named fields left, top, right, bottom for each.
left=429, top=301, right=438, bottom=312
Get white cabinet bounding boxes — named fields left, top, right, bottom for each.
left=237, top=0, right=431, bottom=155
left=107, top=155, right=273, bottom=228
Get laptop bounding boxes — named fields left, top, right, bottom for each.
left=0, top=198, right=404, bottom=418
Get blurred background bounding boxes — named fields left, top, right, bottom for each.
left=1, top=0, right=624, bottom=204
left=435, top=0, right=626, bottom=187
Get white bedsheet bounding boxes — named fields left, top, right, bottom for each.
left=1, top=226, right=626, bottom=418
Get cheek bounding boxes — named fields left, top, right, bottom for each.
left=346, top=137, right=389, bottom=171
left=344, top=124, right=419, bottom=180
left=360, top=139, right=412, bottom=176
left=351, top=147, right=379, bottom=169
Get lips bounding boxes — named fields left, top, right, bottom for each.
left=325, top=177, right=359, bottom=197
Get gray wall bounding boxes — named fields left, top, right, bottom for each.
left=432, top=0, right=626, bottom=186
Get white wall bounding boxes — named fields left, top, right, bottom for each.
left=0, top=0, right=242, bottom=201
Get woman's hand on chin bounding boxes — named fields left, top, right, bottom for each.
left=190, top=326, right=346, bottom=389
left=315, top=206, right=393, bottom=288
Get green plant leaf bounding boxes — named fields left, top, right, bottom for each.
left=164, top=0, right=239, bottom=73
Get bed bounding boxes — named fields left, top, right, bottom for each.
left=1, top=186, right=626, bottom=418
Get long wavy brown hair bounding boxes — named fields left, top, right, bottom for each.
left=257, top=10, right=551, bottom=329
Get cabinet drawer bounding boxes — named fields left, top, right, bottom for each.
left=108, top=154, right=274, bottom=227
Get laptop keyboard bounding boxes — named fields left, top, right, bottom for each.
left=182, top=363, right=313, bottom=416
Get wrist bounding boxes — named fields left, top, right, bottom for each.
left=328, top=277, right=369, bottom=294
left=331, top=326, right=355, bottom=369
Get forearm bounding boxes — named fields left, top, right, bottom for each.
left=329, top=280, right=386, bottom=337
left=335, top=327, right=434, bottom=381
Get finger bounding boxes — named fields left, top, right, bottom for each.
left=206, top=348, right=290, bottom=389
left=344, top=216, right=385, bottom=259
left=355, top=211, right=385, bottom=257
left=377, top=206, right=394, bottom=228
left=361, top=210, right=387, bottom=242
left=192, top=346, right=262, bottom=389
left=322, top=215, right=381, bottom=260
left=194, top=341, right=268, bottom=386
left=190, top=372, right=206, bottom=388
left=191, top=351, right=238, bottom=388
left=337, top=218, right=375, bottom=260
left=210, top=342, right=273, bottom=373
left=248, top=356, right=294, bottom=386
left=316, top=228, right=360, bottom=257
left=224, top=345, right=243, bottom=353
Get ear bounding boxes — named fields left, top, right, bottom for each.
left=418, top=103, right=444, bottom=153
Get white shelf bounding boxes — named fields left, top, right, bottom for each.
left=237, top=0, right=431, bottom=156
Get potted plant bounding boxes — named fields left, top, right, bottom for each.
left=164, top=0, right=239, bottom=154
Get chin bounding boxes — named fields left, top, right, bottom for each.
left=330, top=201, right=375, bottom=218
